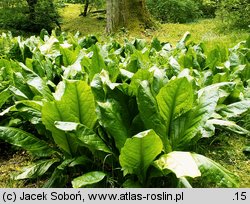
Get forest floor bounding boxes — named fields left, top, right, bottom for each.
left=60, top=4, right=249, bottom=49
left=0, top=3, right=250, bottom=188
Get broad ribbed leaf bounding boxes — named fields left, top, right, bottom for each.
left=42, top=102, right=76, bottom=155
left=43, top=158, right=75, bottom=188
left=60, top=47, right=78, bottom=66
left=154, top=151, right=201, bottom=178
left=171, top=87, right=219, bottom=149
left=151, top=66, right=168, bottom=95
left=96, top=99, right=130, bottom=151
left=156, top=77, right=193, bottom=148
left=12, top=72, right=29, bottom=97
left=157, top=77, right=193, bottom=122
left=72, top=171, right=106, bottom=188
left=130, top=69, right=152, bottom=93
left=219, top=100, right=250, bottom=118
left=9, top=86, right=28, bottom=100
left=15, top=158, right=59, bottom=180
left=89, top=45, right=106, bottom=80
left=27, top=77, right=54, bottom=101
left=192, top=153, right=239, bottom=187
left=137, top=81, right=170, bottom=151
left=119, top=130, right=163, bottom=183
left=55, top=121, right=111, bottom=153
left=60, top=80, right=97, bottom=128
left=0, top=127, right=55, bottom=157
left=42, top=80, right=97, bottom=155
left=209, top=119, right=249, bottom=135
left=43, top=168, right=68, bottom=188
left=0, top=89, right=11, bottom=108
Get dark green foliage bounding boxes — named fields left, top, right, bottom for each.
left=197, top=0, right=219, bottom=18
left=216, top=0, right=250, bottom=30
left=0, top=0, right=60, bottom=33
left=146, top=0, right=202, bottom=23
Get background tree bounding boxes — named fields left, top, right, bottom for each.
left=0, top=0, right=60, bottom=33
left=83, top=0, right=89, bottom=16
left=26, top=0, right=38, bottom=20
left=106, top=0, right=154, bottom=33
left=216, top=0, right=249, bottom=30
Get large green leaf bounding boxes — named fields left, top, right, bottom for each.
left=154, top=151, right=201, bottom=179
left=43, top=157, right=90, bottom=188
left=39, top=35, right=60, bottom=59
left=137, top=80, right=170, bottom=151
left=42, top=80, right=97, bottom=155
left=170, top=86, right=219, bottom=149
left=9, top=85, right=29, bottom=100
left=43, top=167, right=68, bottom=188
left=156, top=77, right=193, bottom=148
left=119, top=130, right=163, bottom=183
left=0, top=88, right=11, bottom=108
left=72, top=171, right=106, bottom=188
left=192, top=153, right=239, bottom=187
left=59, top=80, right=97, bottom=128
left=15, top=158, right=59, bottom=180
left=60, top=46, right=78, bottom=66
left=91, top=70, right=134, bottom=150
left=130, top=69, right=153, bottom=94
left=42, top=102, right=77, bottom=156
left=0, top=126, right=55, bottom=157
left=96, top=99, right=130, bottom=151
left=208, top=119, right=249, bottom=135
left=219, top=100, right=250, bottom=118
left=27, top=77, right=54, bottom=101
left=55, top=121, right=111, bottom=153
left=89, top=45, right=106, bottom=80
left=12, top=74, right=30, bottom=96
left=91, top=71, right=135, bottom=152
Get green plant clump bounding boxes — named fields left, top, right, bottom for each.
left=0, top=30, right=249, bottom=188
left=216, top=0, right=250, bottom=30
left=146, top=0, right=202, bottom=23
left=0, top=0, right=60, bottom=33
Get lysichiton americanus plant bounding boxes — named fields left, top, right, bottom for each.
left=0, top=31, right=249, bottom=187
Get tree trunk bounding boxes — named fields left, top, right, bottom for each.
left=106, top=0, right=154, bottom=33
left=83, top=0, right=89, bottom=17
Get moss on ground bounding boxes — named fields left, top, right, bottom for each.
left=0, top=144, right=46, bottom=188
left=59, top=4, right=106, bottom=36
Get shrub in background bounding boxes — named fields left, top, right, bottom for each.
left=197, top=0, right=219, bottom=18
left=146, top=0, right=202, bottom=23
left=0, top=0, right=60, bottom=33
left=216, top=0, right=250, bottom=30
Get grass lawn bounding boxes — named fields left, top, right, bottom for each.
left=59, top=4, right=249, bottom=50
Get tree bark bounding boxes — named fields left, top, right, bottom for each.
left=83, top=0, right=89, bottom=17
left=106, top=0, right=154, bottom=33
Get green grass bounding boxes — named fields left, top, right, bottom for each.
left=195, top=134, right=250, bottom=188
left=0, top=144, right=30, bottom=188
left=59, top=4, right=249, bottom=51
left=59, top=4, right=106, bottom=36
